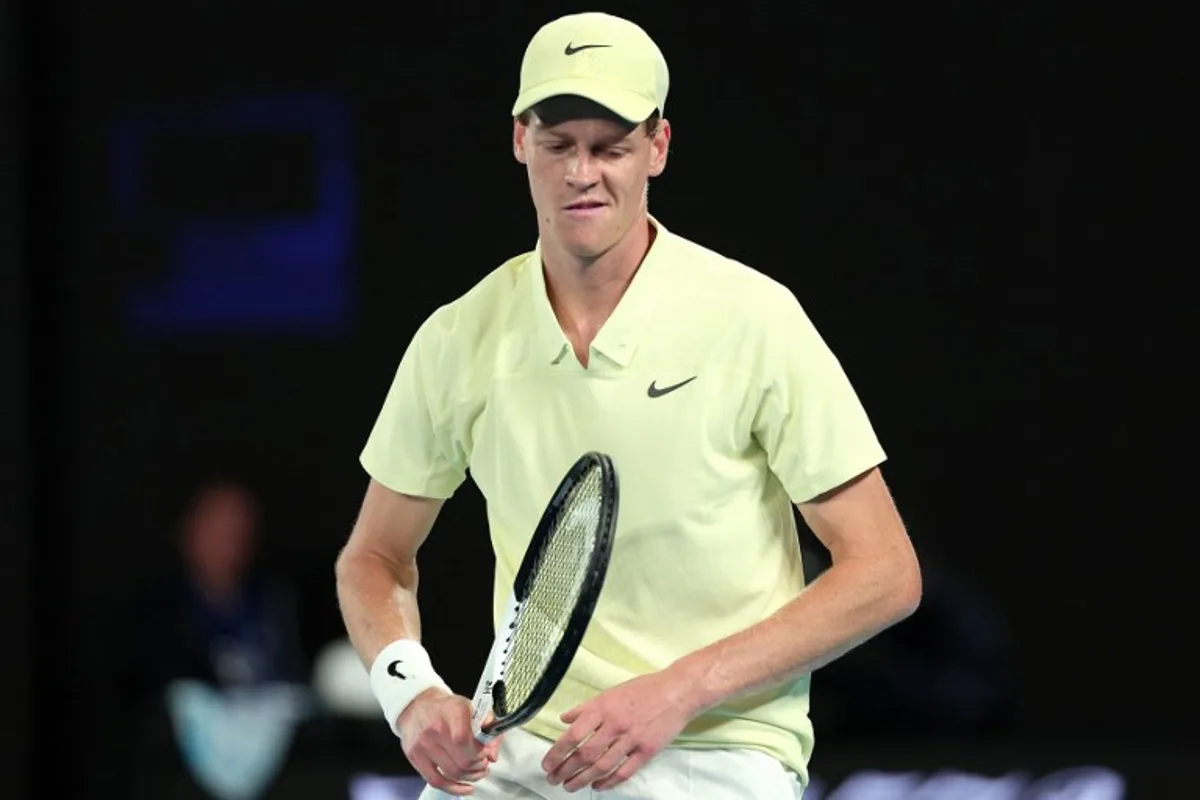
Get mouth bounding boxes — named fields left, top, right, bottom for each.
left=564, top=200, right=607, bottom=212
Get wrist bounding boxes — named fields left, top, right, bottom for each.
left=397, top=685, right=452, bottom=727
left=368, top=639, right=452, bottom=737
left=667, top=650, right=724, bottom=716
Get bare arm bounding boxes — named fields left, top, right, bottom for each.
left=671, top=467, right=922, bottom=713
left=334, top=478, right=445, bottom=666
left=337, top=480, right=499, bottom=792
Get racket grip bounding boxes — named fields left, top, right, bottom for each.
left=474, top=718, right=498, bottom=744
left=470, top=591, right=522, bottom=741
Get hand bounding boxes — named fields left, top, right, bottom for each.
left=397, top=687, right=502, bottom=796
left=542, top=669, right=697, bottom=793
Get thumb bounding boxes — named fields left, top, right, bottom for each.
left=560, top=706, right=582, bottom=724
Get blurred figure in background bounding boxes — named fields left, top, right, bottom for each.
left=127, top=478, right=313, bottom=799
left=132, top=478, right=307, bottom=697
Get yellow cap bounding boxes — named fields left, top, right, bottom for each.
left=512, top=12, right=669, bottom=123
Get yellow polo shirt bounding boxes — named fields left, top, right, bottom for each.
left=360, top=216, right=886, bottom=784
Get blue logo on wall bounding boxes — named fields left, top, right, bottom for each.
left=111, top=94, right=354, bottom=335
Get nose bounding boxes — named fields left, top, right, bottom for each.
left=566, top=149, right=600, bottom=189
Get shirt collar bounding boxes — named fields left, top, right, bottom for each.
left=528, top=215, right=673, bottom=368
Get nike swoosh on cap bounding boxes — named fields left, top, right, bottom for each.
left=564, top=42, right=612, bottom=55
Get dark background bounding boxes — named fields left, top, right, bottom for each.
left=3, top=0, right=31, bottom=796
left=6, top=0, right=1193, bottom=797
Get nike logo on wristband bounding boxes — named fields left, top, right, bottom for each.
left=387, top=659, right=407, bottom=679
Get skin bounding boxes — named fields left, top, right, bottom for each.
left=335, top=486, right=494, bottom=797
left=511, top=110, right=670, bottom=366
left=335, top=107, right=922, bottom=795
left=183, top=483, right=258, bottom=604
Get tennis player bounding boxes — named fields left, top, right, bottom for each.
left=335, top=11, right=922, bottom=799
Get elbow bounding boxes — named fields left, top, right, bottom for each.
left=334, top=542, right=361, bottom=575
left=334, top=544, right=374, bottom=587
left=334, top=545, right=357, bottom=589
left=891, top=553, right=923, bottom=621
left=335, top=543, right=416, bottom=591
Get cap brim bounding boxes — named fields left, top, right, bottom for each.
left=512, top=77, right=658, bottom=124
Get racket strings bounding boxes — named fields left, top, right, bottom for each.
left=497, top=466, right=604, bottom=714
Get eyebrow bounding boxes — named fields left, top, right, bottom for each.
left=536, top=129, right=634, bottom=147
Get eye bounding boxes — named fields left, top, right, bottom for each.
left=544, top=142, right=571, bottom=153
left=597, top=146, right=628, bottom=159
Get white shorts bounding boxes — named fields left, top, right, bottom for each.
left=417, top=727, right=805, bottom=800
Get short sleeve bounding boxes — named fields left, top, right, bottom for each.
left=359, top=312, right=468, bottom=499
left=751, top=285, right=887, bottom=504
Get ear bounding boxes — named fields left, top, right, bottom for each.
left=513, top=118, right=529, bottom=164
left=648, top=118, right=671, bottom=178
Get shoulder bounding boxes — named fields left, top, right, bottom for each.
left=659, top=226, right=808, bottom=331
left=414, top=251, right=535, bottom=351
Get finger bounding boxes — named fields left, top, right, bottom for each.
left=469, top=733, right=501, bottom=760
left=436, top=748, right=485, bottom=779
left=458, top=764, right=490, bottom=784
left=455, top=747, right=492, bottom=773
left=457, top=756, right=491, bottom=778
left=563, top=736, right=632, bottom=793
left=432, top=742, right=490, bottom=784
left=592, top=749, right=649, bottom=792
left=407, top=749, right=476, bottom=797
left=560, top=706, right=581, bottom=724
left=546, top=727, right=615, bottom=787
left=443, top=723, right=491, bottom=772
left=542, top=712, right=601, bottom=776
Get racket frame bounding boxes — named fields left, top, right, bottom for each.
left=470, top=452, right=619, bottom=742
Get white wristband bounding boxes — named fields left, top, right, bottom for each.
left=369, top=639, right=452, bottom=737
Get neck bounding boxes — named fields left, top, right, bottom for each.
left=541, top=215, right=655, bottom=338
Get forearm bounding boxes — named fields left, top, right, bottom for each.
left=671, top=554, right=921, bottom=714
left=335, top=551, right=424, bottom=666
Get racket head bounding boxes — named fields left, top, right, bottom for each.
left=479, top=451, right=619, bottom=736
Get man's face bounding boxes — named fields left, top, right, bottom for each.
left=514, top=111, right=670, bottom=261
left=184, top=486, right=257, bottom=588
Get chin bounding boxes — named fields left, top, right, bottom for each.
left=555, top=227, right=614, bottom=260
left=567, top=239, right=618, bottom=261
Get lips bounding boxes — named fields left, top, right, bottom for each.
left=565, top=200, right=606, bottom=210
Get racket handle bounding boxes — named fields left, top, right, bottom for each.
left=470, top=592, right=521, bottom=741
left=472, top=680, right=508, bottom=743
left=470, top=678, right=497, bottom=742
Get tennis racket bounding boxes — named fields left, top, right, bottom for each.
left=469, top=451, right=619, bottom=742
